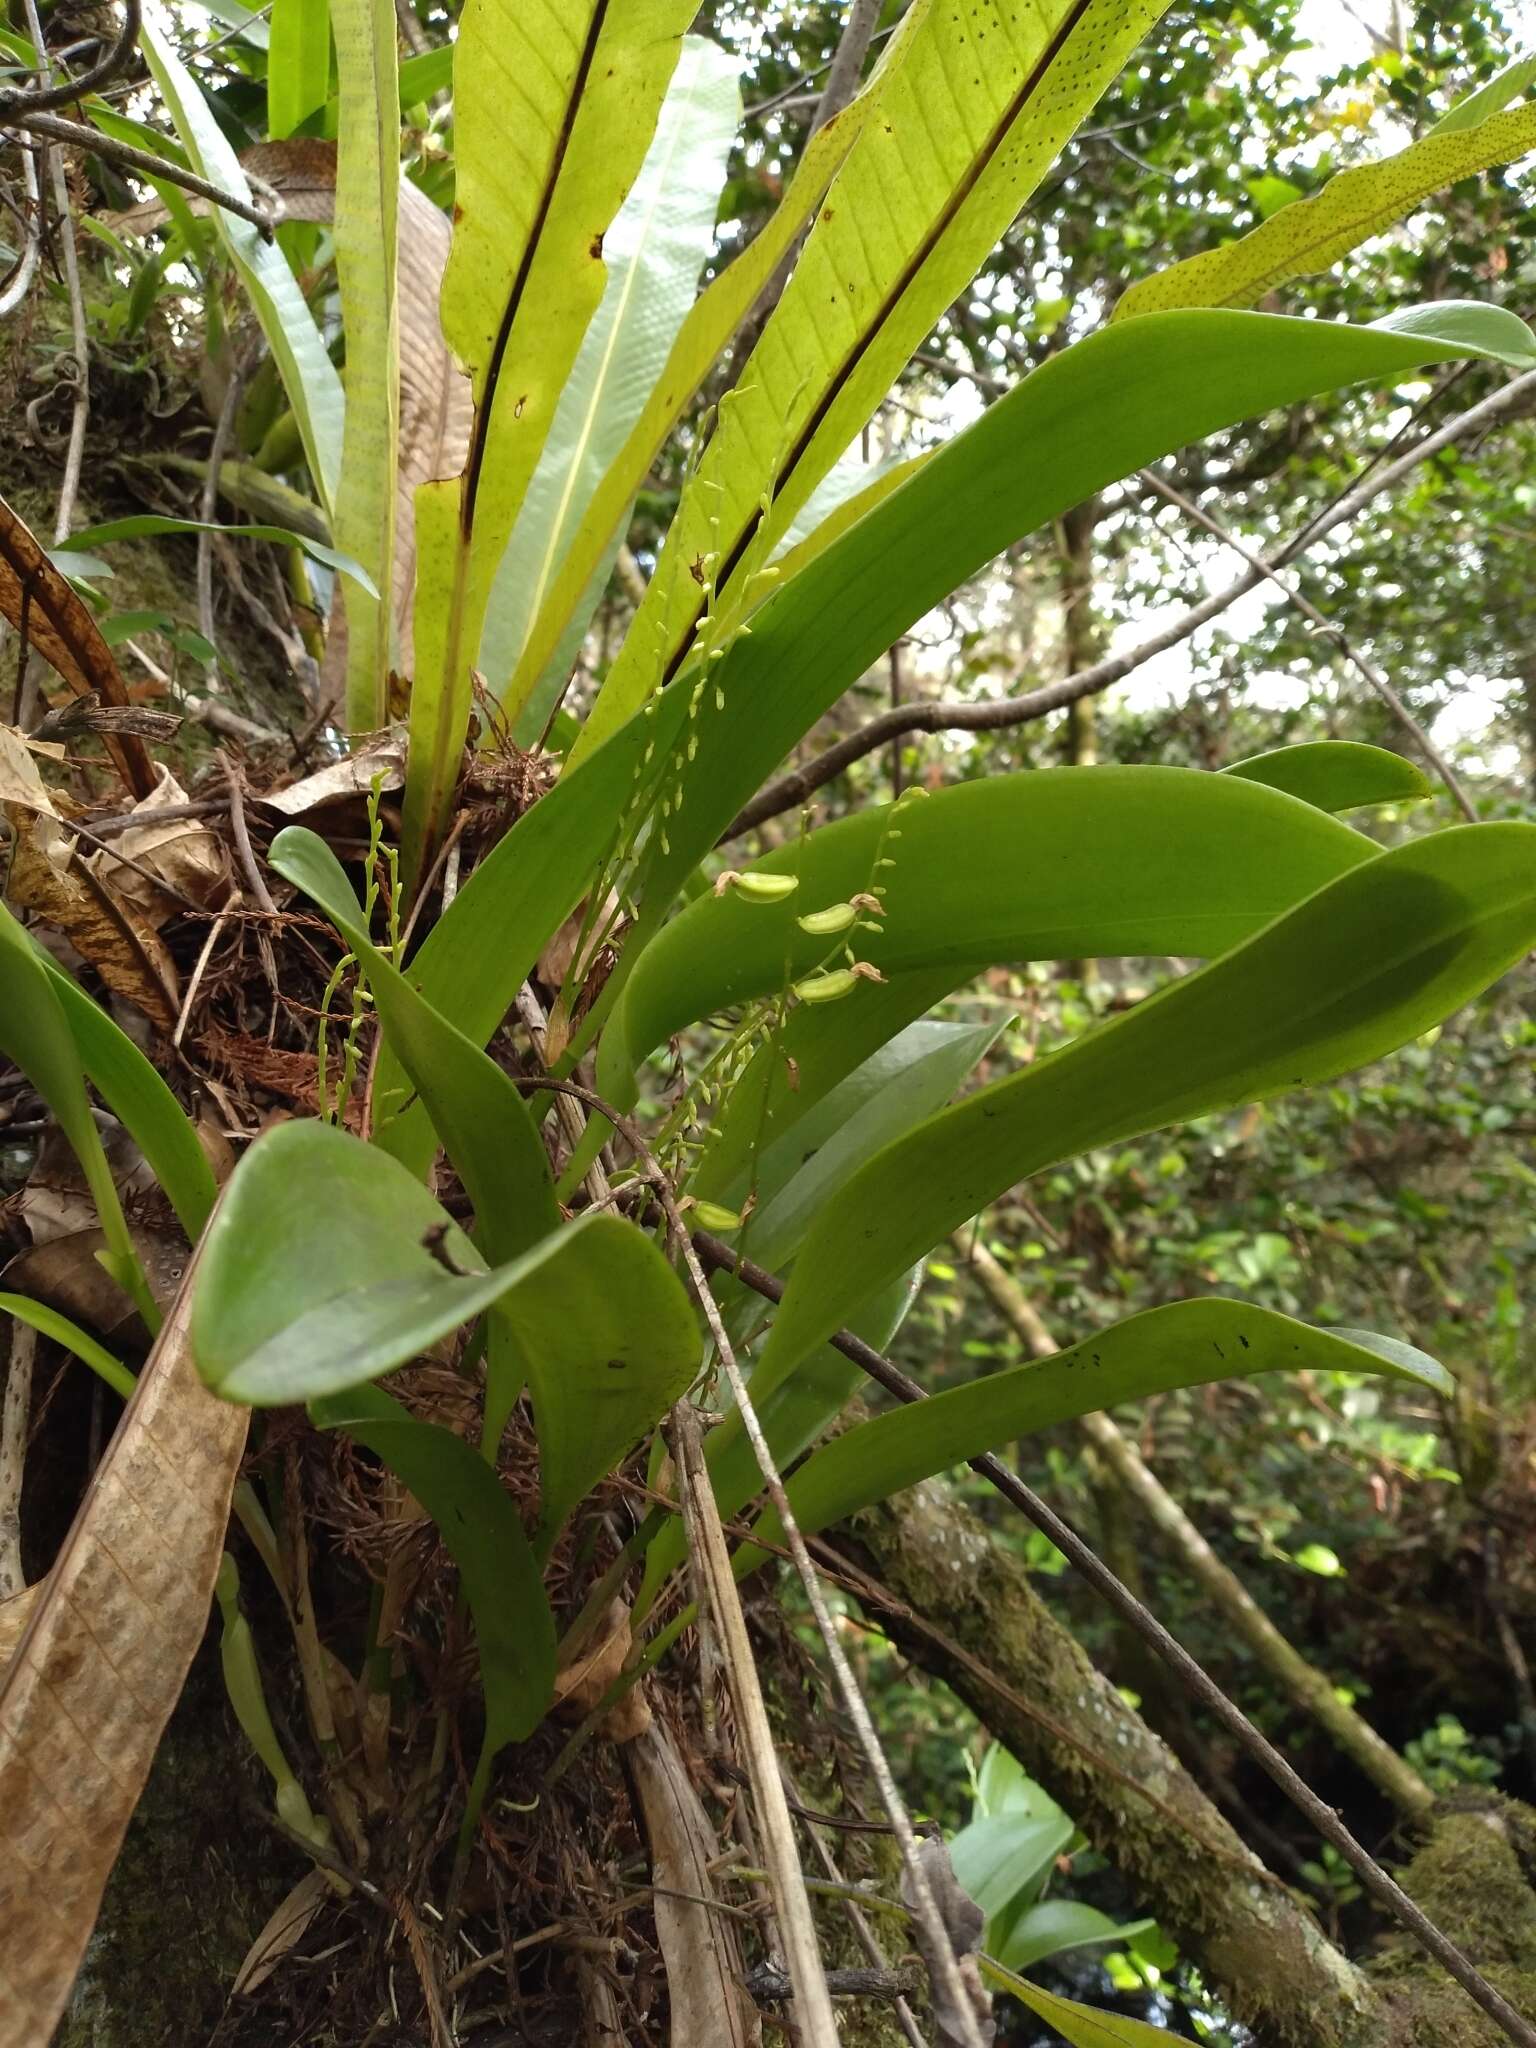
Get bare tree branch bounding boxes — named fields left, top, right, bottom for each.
left=0, top=0, right=141, bottom=115
left=725, top=364, right=1536, bottom=840
left=4, top=109, right=275, bottom=232
left=1137, top=464, right=1477, bottom=820
left=807, top=0, right=883, bottom=139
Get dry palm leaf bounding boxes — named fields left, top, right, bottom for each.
left=0, top=1229, right=247, bottom=2047
left=230, top=1866, right=332, bottom=1997
left=0, top=726, right=181, bottom=1025
left=0, top=496, right=156, bottom=799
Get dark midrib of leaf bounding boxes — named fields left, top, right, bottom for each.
left=459, top=0, right=612, bottom=536
left=659, top=0, right=1098, bottom=686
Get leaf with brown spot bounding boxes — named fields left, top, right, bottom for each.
left=0, top=1230, right=248, bottom=2045
left=0, top=495, right=155, bottom=798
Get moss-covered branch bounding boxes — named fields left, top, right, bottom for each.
left=831, top=1474, right=1536, bottom=2046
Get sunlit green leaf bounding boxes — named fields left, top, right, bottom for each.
left=1114, top=105, right=1536, bottom=318
left=268, top=0, right=332, bottom=141
left=485, top=36, right=744, bottom=731
left=584, top=0, right=1173, bottom=754
left=979, top=1957, right=1173, bottom=2044
left=401, top=0, right=698, bottom=875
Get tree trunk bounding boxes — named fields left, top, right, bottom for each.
left=830, top=1476, right=1536, bottom=2047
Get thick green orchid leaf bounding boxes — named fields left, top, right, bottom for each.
left=996, top=1901, right=1155, bottom=1976
left=0, top=1294, right=135, bottom=1402
left=602, top=767, right=1377, bottom=1111
left=748, top=822, right=1536, bottom=1409
left=1223, top=741, right=1430, bottom=812
left=630, top=302, right=1536, bottom=934
left=719, top=1020, right=1004, bottom=1272
left=980, top=1958, right=1173, bottom=2044
left=490, top=1216, right=700, bottom=1554
left=268, top=827, right=560, bottom=1269
left=0, top=903, right=156, bottom=1329
left=1114, top=105, right=1536, bottom=319
left=271, top=823, right=561, bottom=1445
left=745, top=1301, right=1451, bottom=1571
left=193, top=1120, right=502, bottom=1405
left=951, top=1812, right=1075, bottom=1932
left=195, top=1122, right=697, bottom=1551
left=39, top=954, right=217, bottom=1241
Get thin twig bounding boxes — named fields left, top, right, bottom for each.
left=0, top=145, right=41, bottom=317
left=198, top=362, right=249, bottom=692
left=222, top=755, right=277, bottom=915
left=515, top=983, right=611, bottom=1207
left=173, top=904, right=229, bottom=1049
left=1138, top=464, right=1477, bottom=820
left=68, top=815, right=206, bottom=913
left=670, top=1402, right=840, bottom=2046
left=744, top=24, right=898, bottom=121
left=6, top=108, right=275, bottom=232
left=85, top=795, right=230, bottom=837
left=693, top=1232, right=1536, bottom=2048
left=726, top=365, right=1536, bottom=838
left=782, top=1761, right=926, bottom=2048
left=177, top=691, right=285, bottom=747
left=22, top=0, right=89, bottom=546
left=0, top=0, right=141, bottom=115
left=805, top=0, right=883, bottom=139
